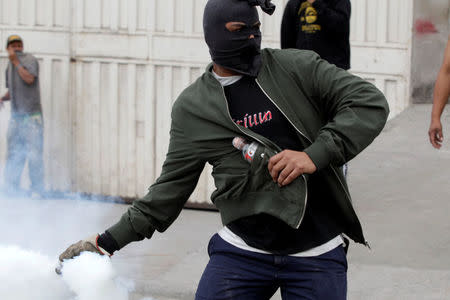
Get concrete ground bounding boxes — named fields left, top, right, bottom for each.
left=1, top=104, right=450, bottom=299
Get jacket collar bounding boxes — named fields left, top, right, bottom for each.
left=203, top=50, right=314, bottom=145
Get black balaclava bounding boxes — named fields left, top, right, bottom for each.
left=203, top=0, right=275, bottom=77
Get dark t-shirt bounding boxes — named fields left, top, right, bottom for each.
left=224, top=76, right=342, bottom=254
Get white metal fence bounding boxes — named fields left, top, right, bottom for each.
left=0, top=0, right=413, bottom=202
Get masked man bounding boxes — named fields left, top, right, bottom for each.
left=0, top=35, right=44, bottom=196
left=59, top=1, right=389, bottom=299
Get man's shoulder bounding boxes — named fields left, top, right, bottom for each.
left=263, top=47, right=320, bottom=57
left=172, top=71, right=210, bottom=113
left=176, top=73, right=206, bottom=99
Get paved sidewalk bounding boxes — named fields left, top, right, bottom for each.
left=345, top=104, right=450, bottom=300
left=1, top=104, right=449, bottom=299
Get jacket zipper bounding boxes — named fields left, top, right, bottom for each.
left=216, top=79, right=308, bottom=228
left=218, top=84, right=271, bottom=151
left=254, top=79, right=309, bottom=229
left=255, top=79, right=369, bottom=245
left=255, top=80, right=313, bottom=145
left=252, top=79, right=368, bottom=244
left=217, top=84, right=311, bottom=225
left=331, top=166, right=371, bottom=247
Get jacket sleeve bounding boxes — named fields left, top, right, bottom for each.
left=281, top=0, right=299, bottom=49
left=107, top=102, right=206, bottom=249
left=288, top=51, right=389, bottom=170
left=313, top=0, right=350, bottom=35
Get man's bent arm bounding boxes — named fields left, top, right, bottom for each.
left=16, top=65, right=36, bottom=85
left=9, top=50, right=37, bottom=85
left=279, top=50, right=389, bottom=170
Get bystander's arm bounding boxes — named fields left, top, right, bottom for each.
left=1, top=91, right=10, bottom=101
left=0, top=90, right=9, bottom=110
left=428, top=36, right=450, bottom=149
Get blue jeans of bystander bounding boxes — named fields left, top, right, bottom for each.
left=4, top=113, right=44, bottom=193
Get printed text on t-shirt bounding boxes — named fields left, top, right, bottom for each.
left=233, top=110, right=273, bottom=128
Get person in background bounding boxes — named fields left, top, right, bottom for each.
left=58, top=0, right=388, bottom=299
left=281, top=0, right=351, bottom=177
left=0, top=35, right=44, bottom=197
left=428, top=35, right=450, bottom=149
left=281, top=0, right=351, bottom=70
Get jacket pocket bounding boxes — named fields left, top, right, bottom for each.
left=245, top=145, right=278, bottom=193
left=210, top=151, right=250, bottom=202
left=247, top=145, right=308, bottom=212
left=210, top=144, right=276, bottom=202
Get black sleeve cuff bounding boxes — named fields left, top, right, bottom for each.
left=97, top=231, right=120, bottom=255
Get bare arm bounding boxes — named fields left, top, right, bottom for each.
left=16, top=65, right=35, bottom=85
left=0, top=90, right=9, bottom=110
left=428, top=36, right=450, bottom=149
left=8, top=48, right=36, bottom=85
left=1, top=91, right=10, bottom=101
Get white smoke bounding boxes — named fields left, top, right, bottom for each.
left=0, top=245, right=72, bottom=300
left=0, top=191, right=156, bottom=300
left=61, top=252, right=131, bottom=300
left=0, top=245, right=136, bottom=300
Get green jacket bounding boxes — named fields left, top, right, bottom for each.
left=108, top=48, right=389, bottom=249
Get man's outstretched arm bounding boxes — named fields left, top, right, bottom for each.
left=429, top=35, right=450, bottom=149
left=58, top=102, right=206, bottom=261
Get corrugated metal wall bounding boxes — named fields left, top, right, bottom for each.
left=349, top=0, right=413, bottom=117
left=0, top=0, right=413, bottom=203
left=0, top=0, right=73, bottom=193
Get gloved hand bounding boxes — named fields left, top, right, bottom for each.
left=58, top=234, right=110, bottom=263
left=56, top=234, right=111, bottom=274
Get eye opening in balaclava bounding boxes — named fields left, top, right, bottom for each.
left=203, top=0, right=275, bottom=77
left=225, top=20, right=261, bottom=34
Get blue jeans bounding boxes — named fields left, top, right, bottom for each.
left=196, top=234, right=347, bottom=300
left=3, top=113, right=44, bottom=192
